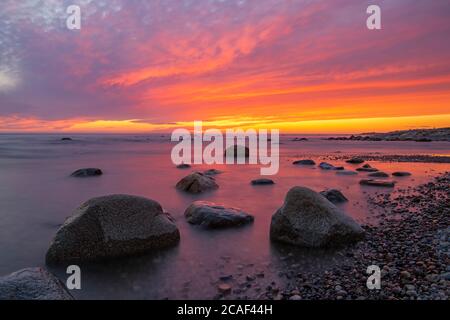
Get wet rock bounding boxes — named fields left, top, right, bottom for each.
left=270, top=187, right=364, bottom=248
left=251, top=179, right=275, bottom=185
left=346, top=158, right=365, bottom=164
left=176, top=163, right=191, bottom=169
left=318, top=163, right=345, bottom=171
left=293, top=159, right=316, bottom=165
left=392, top=172, right=412, bottom=177
left=61, top=137, right=73, bottom=141
left=356, top=164, right=379, bottom=172
left=70, top=168, right=103, bottom=177
left=320, top=189, right=348, bottom=203
left=336, top=170, right=358, bottom=176
left=0, top=268, right=73, bottom=300
left=176, top=172, right=219, bottom=194
left=46, top=195, right=180, bottom=264
left=368, top=172, right=389, bottom=178
left=204, top=169, right=223, bottom=176
left=184, top=201, right=254, bottom=229
left=360, top=179, right=396, bottom=188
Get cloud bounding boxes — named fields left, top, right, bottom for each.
left=0, top=0, right=450, bottom=132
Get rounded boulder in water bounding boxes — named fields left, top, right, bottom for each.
left=46, top=195, right=180, bottom=264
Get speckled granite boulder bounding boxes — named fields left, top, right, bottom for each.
left=0, top=268, right=73, bottom=300
left=270, top=187, right=364, bottom=248
left=46, top=195, right=180, bottom=264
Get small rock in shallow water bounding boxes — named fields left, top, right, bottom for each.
left=319, top=162, right=337, bottom=170
left=293, top=159, right=316, bottom=165
left=176, top=172, right=219, bottom=194
left=320, top=189, right=348, bottom=203
left=71, top=168, right=103, bottom=177
left=368, top=172, right=389, bottom=178
left=359, top=179, right=395, bottom=187
left=346, top=158, right=365, bottom=164
left=204, top=169, right=223, bottom=176
left=356, top=166, right=379, bottom=172
left=392, top=172, right=412, bottom=177
left=184, top=201, right=254, bottom=229
left=176, top=163, right=191, bottom=169
left=336, top=170, right=358, bottom=176
left=251, top=179, right=275, bottom=185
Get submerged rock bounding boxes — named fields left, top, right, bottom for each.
left=336, top=170, right=358, bottom=176
left=360, top=179, right=396, bottom=187
left=46, top=195, right=180, bottom=264
left=204, top=169, right=223, bottom=176
left=0, top=268, right=73, bottom=300
left=392, top=171, right=412, bottom=177
left=320, top=189, right=348, bottom=203
left=368, top=171, right=389, bottom=178
left=356, top=164, right=379, bottom=172
left=184, top=201, right=254, bottom=229
left=293, top=159, right=316, bottom=165
left=319, top=162, right=337, bottom=170
left=176, top=163, right=191, bottom=169
left=270, top=187, right=364, bottom=248
left=176, top=172, right=219, bottom=194
left=70, top=168, right=103, bottom=177
left=346, top=158, right=365, bottom=164
left=251, top=179, right=275, bottom=185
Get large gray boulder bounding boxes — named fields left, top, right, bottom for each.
left=184, top=201, right=254, bottom=229
left=176, top=172, right=219, bottom=194
left=46, top=195, right=180, bottom=264
left=0, top=268, right=73, bottom=300
left=270, top=187, right=364, bottom=248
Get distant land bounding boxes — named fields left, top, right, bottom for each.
left=326, top=127, right=450, bottom=142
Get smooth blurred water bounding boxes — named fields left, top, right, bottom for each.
left=0, top=134, right=449, bottom=299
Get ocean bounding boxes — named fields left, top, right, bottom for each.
left=0, top=134, right=449, bottom=299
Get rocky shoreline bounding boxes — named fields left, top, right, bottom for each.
left=325, top=127, right=450, bottom=142
left=322, top=154, right=450, bottom=164
left=228, top=172, right=449, bottom=300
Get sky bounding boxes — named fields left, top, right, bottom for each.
left=0, top=0, right=449, bottom=133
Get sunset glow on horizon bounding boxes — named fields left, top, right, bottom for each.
left=1, top=0, right=449, bottom=134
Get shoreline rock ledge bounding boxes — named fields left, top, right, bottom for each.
left=46, top=194, right=180, bottom=264
left=270, top=187, right=364, bottom=248
left=0, top=267, right=73, bottom=300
